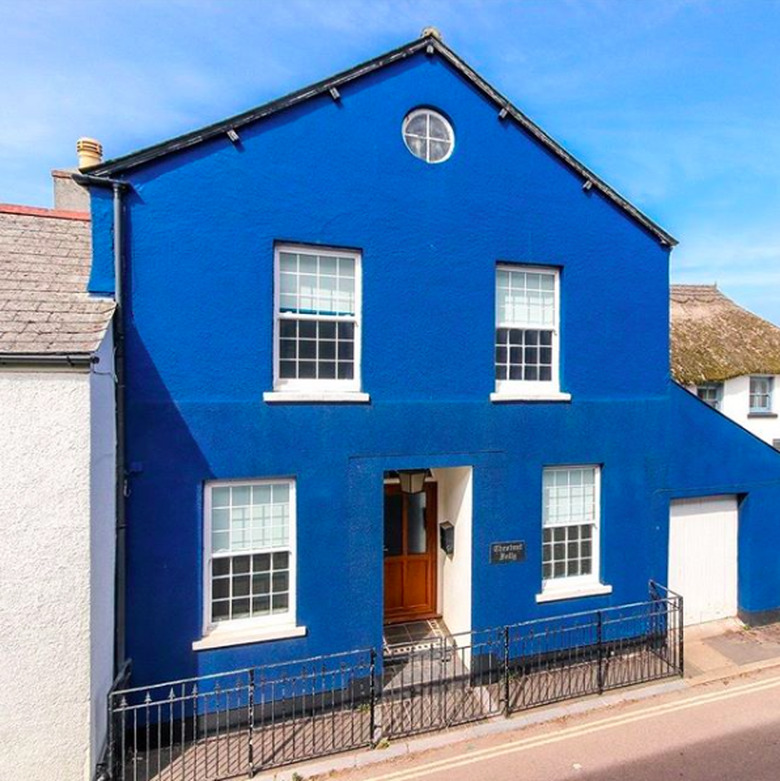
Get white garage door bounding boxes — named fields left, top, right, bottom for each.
left=669, top=496, right=738, bottom=626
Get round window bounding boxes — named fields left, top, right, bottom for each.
left=402, top=109, right=454, bottom=164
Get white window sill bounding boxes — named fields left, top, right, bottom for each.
left=263, top=391, right=370, bottom=404
left=192, top=624, right=307, bottom=651
left=491, top=391, right=572, bottom=403
left=535, top=583, right=612, bottom=604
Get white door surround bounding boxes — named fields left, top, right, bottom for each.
left=432, top=467, right=473, bottom=644
left=669, top=495, right=738, bottom=627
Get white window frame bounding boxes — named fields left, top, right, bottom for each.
left=493, top=264, right=566, bottom=401
left=401, top=108, right=455, bottom=164
left=749, top=376, right=773, bottom=414
left=538, top=465, right=611, bottom=601
left=201, top=478, right=298, bottom=641
left=271, top=243, right=363, bottom=395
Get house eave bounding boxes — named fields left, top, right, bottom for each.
left=82, top=35, right=677, bottom=248
left=0, top=352, right=97, bottom=369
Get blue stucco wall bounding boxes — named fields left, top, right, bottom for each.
left=666, top=384, right=780, bottom=616
left=90, top=50, right=780, bottom=686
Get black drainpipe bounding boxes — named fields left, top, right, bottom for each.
left=74, top=172, right=131, bottom=671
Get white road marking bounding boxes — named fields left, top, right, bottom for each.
left=359, top=675, right=780, bottom=781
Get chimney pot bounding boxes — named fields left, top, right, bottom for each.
left=77, top=137, right=103, bottom=169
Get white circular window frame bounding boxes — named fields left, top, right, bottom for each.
left=402, top=108, right=455, bottom=164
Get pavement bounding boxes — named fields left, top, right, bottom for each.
left=257, top=618, right=780, bottom=781
left=683, top=617, right=780, bottom=680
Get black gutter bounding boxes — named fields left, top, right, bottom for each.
left=74, top=171, right=131, bottom=672
left=81, top=34, right=676, bottom=247
left=0, top=352, right=96, bottom=368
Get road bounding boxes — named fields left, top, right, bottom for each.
left=328, top=669, right=780, bottom=780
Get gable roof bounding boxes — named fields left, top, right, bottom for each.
left=85, top=32, right=676, bottom=248
left=670, top=284, right=780, bottom=384
left=0, top=204, right=115, bottom=359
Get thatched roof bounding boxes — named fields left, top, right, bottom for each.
left=670, top=284, right=780, bottom=384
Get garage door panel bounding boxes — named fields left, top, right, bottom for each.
left=669, top=496, right=738, bottom=626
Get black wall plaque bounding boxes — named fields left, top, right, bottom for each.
left=490, top=541, right=526, bottom=564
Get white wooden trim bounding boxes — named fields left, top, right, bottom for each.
left=272, top=243, right=362, bottom=394
left=192, top=624, right=307, bottom=651
left=495, top=263, right=562, bottom=396
left=535, top=583, right=612, bottom=603
left=263, top=391, right=370, bottom=404
left=540, top=464, right=603, bottom=594
left=201, top=477, right=298, bottom=639
left=490, top=391, right=571, bottom=403
left=402, top=108, right=455, bottom=164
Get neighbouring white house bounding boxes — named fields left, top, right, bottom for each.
left=671, top=284, right=780, bottom=447
left=0, top=150, right=116, bottom=781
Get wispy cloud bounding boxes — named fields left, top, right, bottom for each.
left=1, top=0, right=779, bottom=322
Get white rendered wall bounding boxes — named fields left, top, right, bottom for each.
left=716, top=375, right=780, bottom=444
left=434, top=467, right=473, bottom=644
left=0, top=337, right=115, bottom=781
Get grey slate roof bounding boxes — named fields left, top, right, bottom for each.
left=0, top=204, right=114, bottom=355
left=670, top=284, right=780, bottom=384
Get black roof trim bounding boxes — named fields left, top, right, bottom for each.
left=0, top=352, right=95, bottom=368
left=86, top=34, right=677, bottom=247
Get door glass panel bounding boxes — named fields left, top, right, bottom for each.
left=384, top=493, right=403, bottom=557
left=407, top=491, right=427, bottom=554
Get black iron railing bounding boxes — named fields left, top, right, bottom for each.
left=106, top=582, right=682, bottom=780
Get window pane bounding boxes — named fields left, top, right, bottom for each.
left=496, top=268, right=555, bottom=327
left=212, top=578, right=230, bottom=600
left=543, top=467, right=597, bottom=527
left=384, top=493, right=403, bottom=557
left=212, top=532, right=230, bottom=553
left=429, top=139, right=450, bottom=162
left=541, top=521, right=595, bottom=581
left=277, top=250, right=356, bottom=316
left=403, top=110, right=454, bottom=163
left=279, top=252, right=297, bottom=272
left=277, top=318, right=355, bottom=381
left=279, top=360, right=296, bottom=378
left=253, top=596, right=271, bottom=616
left=407, top=492, right=427, bottom=554
left=750, top=377, right=773, bottom=411
left=212, top=487, right=230, bottom=508
left=213, top=601, right=230, bottom=620
left=496, top=328, right=554, bottom=384
left=232, top=486, right=250, bottom=506
left=406, top=114, right=427, bottom=136
left=232, top=599, right=250, bottom=619
left=209, top=486, right=293, bottom=624
left=542, top=467, right=598, bottom=582
left=213, top=558, right=230, bottom=577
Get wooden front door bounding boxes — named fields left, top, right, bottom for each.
left=383, top=482, right=438, bottom=624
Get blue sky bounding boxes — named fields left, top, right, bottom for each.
left=2, top=1, right=780, bottom=320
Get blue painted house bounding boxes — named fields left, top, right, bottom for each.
left=82, top=31, right=780, bottom=690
